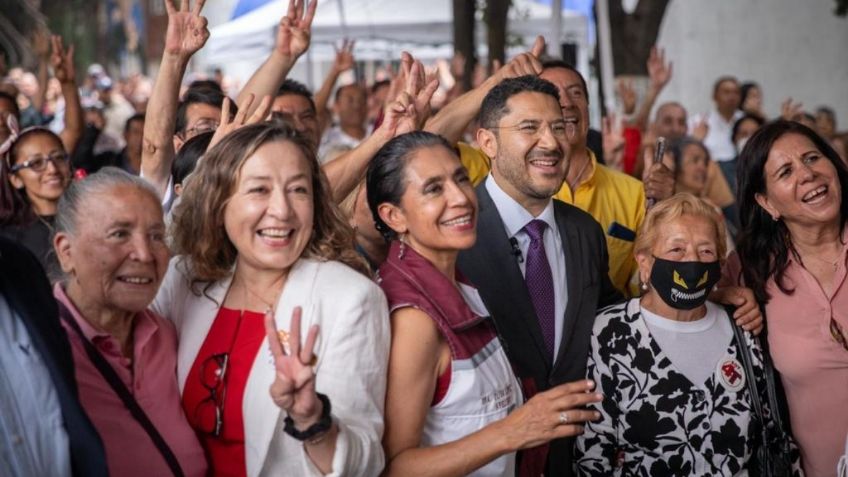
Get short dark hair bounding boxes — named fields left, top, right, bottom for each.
left=334, top=83, right=366, bottom=103
left=370, top=79, right=390, bottom=95
left=712, top=76, right=739, bottom=96
left=123, top=113, right=145, bottom=134
left=175, top=87, right=230, bottom=135
left=187, top=79, right=223, bottom=93
left=735, top=120, right=848, bottom=304
left=731, top=113, right=765, bottom=142
left=172, top=130, right=213, bottom=185
left=276, top=79, right=317, bottom=113
left=541, top=59, right=589, bottom=101
left=0, top=91, right=20, bottom=120
left=479, top=75, right=560, bottom=129
left=816, top=106, right=836, bottom=121
left=366, top=131, right=456, bottom=241
left=739, top=82, right=759, bottom=108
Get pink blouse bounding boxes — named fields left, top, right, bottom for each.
left=54, top=284, right=208, bottom=477
left=723, top=232, right=848, bottom=477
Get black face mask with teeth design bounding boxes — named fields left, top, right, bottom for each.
left=650, top=257, right=721, bottom=310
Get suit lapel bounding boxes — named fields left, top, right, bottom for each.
left=243, top=258, right=318, bottom=477
left=552, top=203, right=585, bottom=371
left=464, top=184, right=551, bottom=374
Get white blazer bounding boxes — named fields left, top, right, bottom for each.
left=152, top=257, right=390, bottom=477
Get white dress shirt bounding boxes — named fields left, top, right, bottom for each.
left=486, top=175, right=568, bottom=362
left=0, top=294, right=71, bottom=477
left=691, top=109, right=744, bottom=162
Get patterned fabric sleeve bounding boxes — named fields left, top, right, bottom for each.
left=575, top=312, right=622, bottom=476
left=747, top=332, right=804, bottom=476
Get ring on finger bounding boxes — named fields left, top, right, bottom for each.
left=558, top=411, right=569, bottom=424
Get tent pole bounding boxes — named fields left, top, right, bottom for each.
left=551, top=0, right=562, bottom=57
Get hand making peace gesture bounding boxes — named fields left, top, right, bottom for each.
left=163, top=0, right=210, bottom=60
left=275, top=0, right=318, bottom=60
left=264, top=307, right=324, bottom=428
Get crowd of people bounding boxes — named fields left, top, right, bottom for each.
left=1, top=0, right=846, bottom=476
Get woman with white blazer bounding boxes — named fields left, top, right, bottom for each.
left=152, top=122, right=390, bottom=476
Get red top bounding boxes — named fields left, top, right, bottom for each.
left=182, top=307, right=267, bottom=477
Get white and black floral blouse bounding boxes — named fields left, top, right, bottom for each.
left=575, top=299, right=802, bottom=476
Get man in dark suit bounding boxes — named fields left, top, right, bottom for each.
left=0, top=236, right=108, bottom=477
left=457, top=76, right=624, bottom=476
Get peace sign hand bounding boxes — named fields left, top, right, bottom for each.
left=264, top=307, right=323, bottom=427
left=276, top=0, right=318, bottom=60
left=163, top=0, right=209, bottom=60
left=207, top=94, right=272, bottom=150
left=50, top=35, right=76, bottom=85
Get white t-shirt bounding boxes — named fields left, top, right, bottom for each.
left=641, top=301, right=733, bottom=386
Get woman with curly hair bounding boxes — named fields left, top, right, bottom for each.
left=152, top=122, right=390, bottom=476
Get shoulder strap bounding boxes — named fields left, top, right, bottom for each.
left=726, top=306, right=769, bottom=440
left=57, top=301, right=185, bottom=477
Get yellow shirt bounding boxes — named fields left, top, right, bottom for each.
left=460, top=144, right=644, bottom=296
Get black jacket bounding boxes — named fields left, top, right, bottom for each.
left=0, top=237, right=108, bottom=477
left=457, top=183, right=623, bottom=476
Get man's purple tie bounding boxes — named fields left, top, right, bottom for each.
left=523, top=219, right=556, bottom=360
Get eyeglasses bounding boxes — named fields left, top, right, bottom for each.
left=194, top=352, right=229, bottom=437
left=10, top=153, right=70, bottom=173
left=830, top=317, right=848, bottom=352
left=488, top=120, right=569, bottom=139
left=181, top=120, right=219, bottom=140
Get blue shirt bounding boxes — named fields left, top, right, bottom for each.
left=0, top=294, right=71, bottom=477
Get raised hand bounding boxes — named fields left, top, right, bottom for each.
left=265, top=307, right=323, bottom=426
left=647, top=46, right=672, bottom=91
left=691, top=116, right=709, bottom=141
left=275, top=0, right=318, bottom=60
left=378, top=59, right=439, bottom=139
left=780, top=97, right=804, bottom=121
left=163, top=0, right=209, bottom=60
left=50, top=35, right=76, bottom=84
left=208, top=94, right=272, bottom=150
left=495, top=35, right=545, bottom=81
left=616, top=78, right=637, bottom=116
left=602, top=111, right=626, bottom=170
left=332, top=39, right=355, bottom=73
left=32, top=29, right=51, bottom=59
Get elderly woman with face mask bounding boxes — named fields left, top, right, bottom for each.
left=52, top=167, right=207, bottom=477
left=153, top=122, right=390, bottom=476
left=576, top=193, right=801, bottom=476
left=726, top=119, right=848, bottom=477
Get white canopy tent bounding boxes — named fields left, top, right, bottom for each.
left=201, top=0, right=589, bottom=89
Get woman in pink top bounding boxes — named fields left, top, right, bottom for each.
left=51, top=168, right=207, bottom=477
left=728, top=120, right=848, bottom=476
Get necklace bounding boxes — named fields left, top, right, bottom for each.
left=37, top=214, right=54, bottom=233
left=797, top=248, right=841, bottom=272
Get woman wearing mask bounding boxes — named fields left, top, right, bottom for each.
left=576, top=193, right=801, bottom=476
left=154, top=122, right=390, bottom=476
left=726, top=119, right=848, bottom=476
left=372, top=132, right=602, bottom=477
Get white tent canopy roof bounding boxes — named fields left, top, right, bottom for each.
left=207, top=0, right=588, bottom=62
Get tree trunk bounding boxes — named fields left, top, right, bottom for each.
left=608, top=0, right=670, bottom=76
left=453, top=0, right=477, bottom=91
left=485, top=0, right=510, bottom=71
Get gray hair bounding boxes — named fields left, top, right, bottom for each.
left=55, top=167, right=162, bottom=236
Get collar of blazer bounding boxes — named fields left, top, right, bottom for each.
left=166, top=256, right=321, bottom=476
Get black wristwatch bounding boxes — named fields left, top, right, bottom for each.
left=283, top=393, right=333, bottom=442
